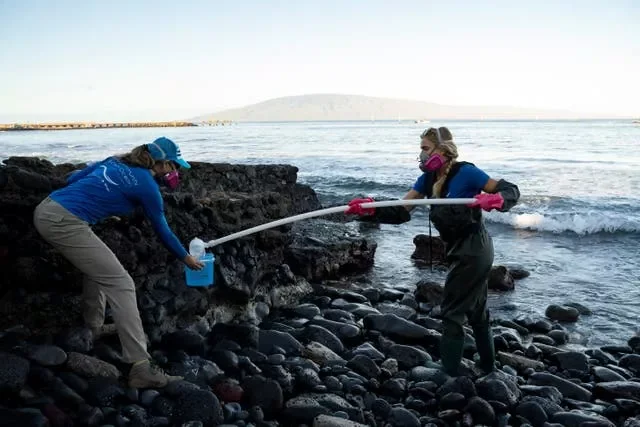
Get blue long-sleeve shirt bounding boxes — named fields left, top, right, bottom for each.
left=50, top=157, right=188, bottom=260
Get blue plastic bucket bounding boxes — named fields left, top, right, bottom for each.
left=185, top=253, right=215, bottom=287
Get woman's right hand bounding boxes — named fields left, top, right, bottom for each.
left=184, top=255, right=204, bottom=270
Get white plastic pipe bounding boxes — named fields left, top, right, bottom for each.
left=201, top=197, right=476, bottom=248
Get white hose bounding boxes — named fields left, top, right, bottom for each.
left=192, top=197, right=476, bottom=250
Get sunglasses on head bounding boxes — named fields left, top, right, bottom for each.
left=420, top=127, right=443, bottom=144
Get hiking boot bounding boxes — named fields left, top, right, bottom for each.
left=128, top=360, right=182, bottom=389
left=90, top=324, right=118, bottom=340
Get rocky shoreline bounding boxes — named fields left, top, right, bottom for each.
left=1, top=157, right=640, bottom=427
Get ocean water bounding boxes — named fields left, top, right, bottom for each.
left=2, top=120, right=639, bottom=347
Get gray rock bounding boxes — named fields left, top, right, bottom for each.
left=387, top=344, right=431, bottom=369
left=593, top=366, right=626, bottom=382
left=304, top=342, right=345, bottom=365
left=242, top=376, right=283, bottom=414
left=313, top=414, right=368, bottom=427
left=551, top=411, right=615, bottom=427
left=545, top=305, right=580, bottom=322
left=57, top=327, right=93, bottom=353
left=309, top=317, right=361, bottom=342
left=66, top=352, right=120, bottom=379
left=516, top=401, right=548, bottom=427
left=258, top=329, right=304, bottom=355
left=375, top=302, right=416, bottom=320
left=521, top=395, right=564, bottom=417
left=0, top=351, right=30, bottom=394
left=387, top=407, right=420, bottom=427
left=547, top=330, right=569, bottom=345
left=619, top=354, right=640, bottom=374
left=346, top=355, right=380, bottom=378
left=351, top=342, right=384, bottom=361
left=464, top=396, right=495, bottom=425
left=363, top=313, right=441, bottom=344
left=497, top=351, right=545, bottom=372
left=172, top=390, right=223, bottom=426
left=25, top=344, right=67, bottom=366
left=519, top=385, right=563, bottom=404
left=409, top=367, right=450, bottom=385
left=304, top=325, right=345, bottom=354
left=594, top=381, right=640, bottom=401
left=553, top=351, right=589, bottom=372
left=527, top=372, right=592, bottom=401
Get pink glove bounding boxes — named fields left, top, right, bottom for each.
left=468, top=193, right=504, bottom=211
left=345, top=197, right=376, bottom=216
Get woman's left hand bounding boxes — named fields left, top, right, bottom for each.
left=184, top=255, right=204, bottom=270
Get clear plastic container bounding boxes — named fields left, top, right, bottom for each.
left=185, top=253, right=215, bottom=287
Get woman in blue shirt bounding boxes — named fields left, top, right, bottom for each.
left=33, top=137, right=203, bottom=388
left=347, top=127, right=520, bottom=376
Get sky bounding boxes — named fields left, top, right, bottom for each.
left=1, top=0, right=639, bottom=121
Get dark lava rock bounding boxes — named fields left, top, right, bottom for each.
left=464, top=396, right=496, bottom=425
left=172, top=389, right=224, bottom=426
left=347, top=355, right=380, bottom=378
left=488, top=265, right=515, bottom=291
left=25, top=344, right=67, bottom=366
left=527, top=372, right=592, bottom=401
left=545, top=305, right=580, bottom=322
left=258, top=329, right=304, bottom=355
left=388, top=407, right=420, bottom=427
left=387, top=344, right=431, bottom=369
left=0, top=351, right=30, bottom=394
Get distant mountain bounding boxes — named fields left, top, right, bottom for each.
left=192, top=93, right=620, bottom=122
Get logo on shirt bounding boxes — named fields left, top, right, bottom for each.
left=100, top=165, right=119, bottom=191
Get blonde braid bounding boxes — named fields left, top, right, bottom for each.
left=432, top=160, right=455, bottom=198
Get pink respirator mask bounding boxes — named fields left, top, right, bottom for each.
left=162, top=170, right=180, bottom=190
left=419, top=151, right=447, bottom=172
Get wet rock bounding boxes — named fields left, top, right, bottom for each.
left=438, top=376, right=477, bottom=399
left=24, top=344, right=67, bottom=366
left=242, top=375, right=284, bottom=414
left=212, top=377, right=243, bottom=403
left=527, top=372, right=592, bottom=401
left=140, top=389, right=160, bottom=407
left=464, top=396, right=495, bottom=425
left=521, top=395, right=564, bottom=417
left=547, top=330, right=569, bottom=346
left=564, top=302, right=592, bottom=315
left=414, top=280, right=444, bottom=305
left=388, top=407, right=420, bottom=427
left=283, top=393, right=362, bottom=424
left=375, top=302, right=416, bottom=320
left=0, top=351, right=30, bottom=394
left=488, top=265, right=515, bottom=291
left=56, top=327, right=93, bottom=353
left=0, top=408, right=49, bottom=427
left=66, top=352, right=120, bottom=379
left=594, top=381, right=640, bottom=401
left=258, top=329, right=304, bottom=355
left=619, top=354, right=640, bottom=374
left=497, top=351, right=545, bottom=372
left=476, top=372, right=520, bottom=407
left=85, top=378, right=126, bottom=407
left=507, top=265, right=531, bottom=279
left=593, top=366, right=627, bottom=382
left=387, top=344, right=431, bottom=369
left=409, top=367, right=450, bottom=386
left=552, top=351, right=589, bottom=372
left=363, top=313, right=440, bottom=344
left=516, top=400, right=548, bottom=426
left=545, top=305, right=580, bottom=322
left=304, top=342, right=345, bottom=365
left=351, top=342, right=384, bottom=361
left=211, top=323, right=260, bottom=349
left=519, top=385, right=563, bottom=405
left=304, top=325, right=345, bottom=354
left=313, top=414, right=368, bottom=427
left=161, top=330, right=205, bottom=356
left=172, top=389, right=224, bottom=426
left=309, top=317, right=361, bottom=343
left=551, top=411, right=615, bottom=427
left=588, top=349, right=618, bottom=365
left=292, top=303, right=322, bottom=319
left=347, top=355, right=380, bottom=378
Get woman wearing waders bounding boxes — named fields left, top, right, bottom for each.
left=33, top=137, right=204, bottom=388
left=347, top=127, right=520, bottom=376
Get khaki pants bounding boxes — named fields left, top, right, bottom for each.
left=33, top=197, right=149, bottom=363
